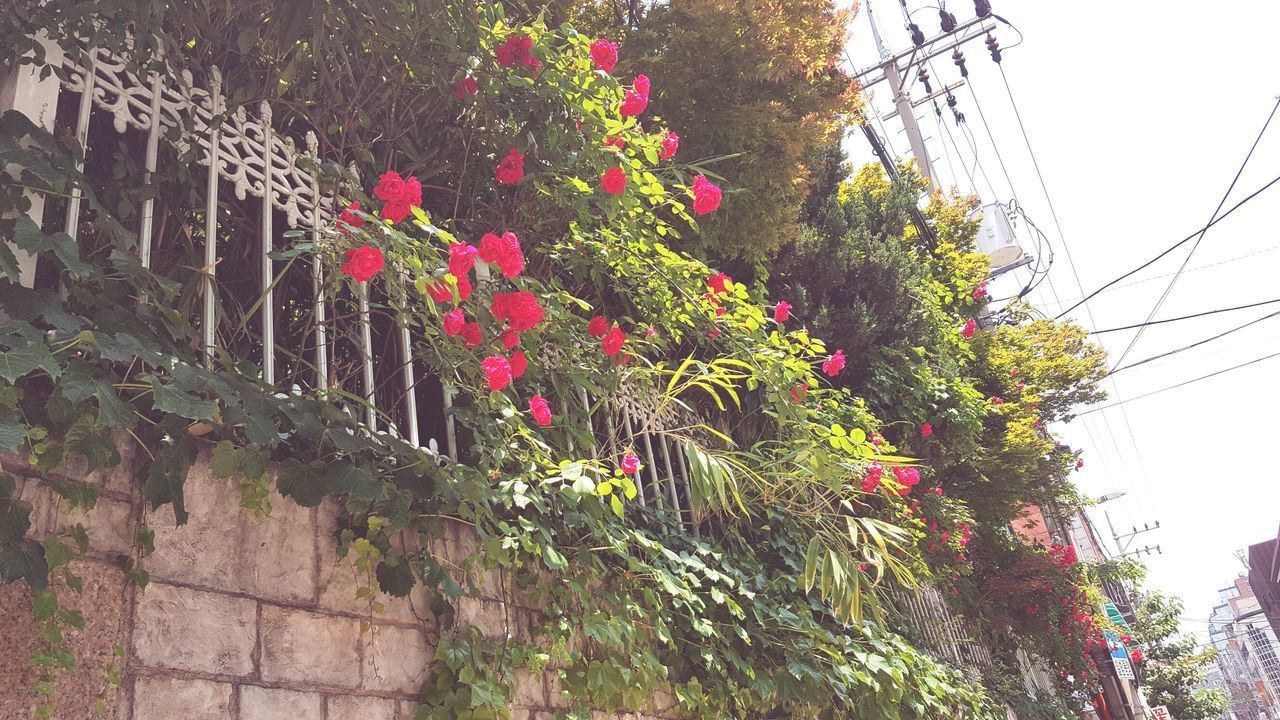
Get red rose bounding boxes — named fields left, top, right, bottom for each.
left=496, top=34, right=538, bottom=69
left=603, top=135, right=626, bottom=149
left=491, top=291, right=545, bottom=332
left=449, top=243, right=478, bottom=279
left=341, top=245, right=384, bottom=283
left=509, top=350, right=528, bottom=378
left=822, top=350, right=846, bottom=377
left=499, top=329, right=520, bottom=350
left=481, top=356, right=512, bottom=391
left=707, top=273, right=732, bottom=295
left=443, top=309, right=466, bottom=336
left=587, top=316, right=609, bottom=338
left=589, top=39, right=618, bottom=73
left=972, top=280, right=988, bottom=299
left=601, top=166, right=627, bottom=195
left=374, top=171, right=422, bottom=224
left=456, top=274, right=473, bottom=302
left=454, top=77, right=477, bottom=101
left=373, top=171, right=406, bottom=202
left=529, top=395, right=552, bottom=426
left=861, top=461, right=883, bottom=493
left=478, top=231, right=524, bottom=278
left=960, top=318, right=977, bottom=338
left=461, top=322, right=483, bottom=349
left=892, top=466, right=921, bottom=495
left=620, top=91, right=648, bottom=118
left=691, top=175, right=722, bottom=215
left=920, top=422, right=933, bottom=438
left=602, top=326, right=626, bottom=357
left=789, top=384, right=808, bottom=404
left=658, top=131, right=679, bottom=160
left=620, top=452, right=641, bottom=475
left=425, top=279, right=453, bottom=303
left=773, top=300, right=791, bottom=323
left=633, top=74, right=650, bottom=98
left=495, top=147, right=525, bottom=185
left=337, top=202, right=363, bottom=234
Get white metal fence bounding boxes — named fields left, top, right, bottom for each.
left=893, top=585, right=995, bottom=672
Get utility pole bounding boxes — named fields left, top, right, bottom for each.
left=851, top=0, right=999, bottom=194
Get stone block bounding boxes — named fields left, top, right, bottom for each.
left=20, top=480, right=134, bottom=556
left=400, top=700, right=422, bottom=720
left=55, top=429, right=139, bottom=497
left=147, top=457, right=316, bottom=603
left=316, top=500, right=433, bottom=627
left=259, top=605, right=361, bottom=688
left=327, top=694, right=398, bottom=720
left=546, top=671, right=571, bottom=709
left=361, top=623, right=433, bottom=694
left=455, top=597, right=508, bottom=641
left=512, top=668, right=546, bottom=707
left=0, top=559, right=129, bottom=720
left=132, top=676, right=232, bottom=720
left=132, top=582, right=256, bottom=676
left=239, top=685, right=323, bottom=720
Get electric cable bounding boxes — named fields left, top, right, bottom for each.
left=1052, top=244, right=1280, bottom=305
left=1076, top=349, right=1280, bottom=416
left=964, top=80, right=1020, bottom=205
left=1103, top=95, right=1280, bottom=372
left=1089, top=296, right=1280, bottom=335
left=1108, top=309, right=1280, bottom=376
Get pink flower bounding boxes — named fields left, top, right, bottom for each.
left=960, top=318, right=977, bottom=338
left=587, top=316, right=609, bottom=339
left=341, top=245, right=384, bottom=283
left=972, top=280, right=988, bottom=299
left=634, top=74, right=650, bottom=97
left=789, top=384, right=808, bottom=404
left=934, top=486, right=943, bottom=496
left=529, top=395, right=552, bottom=426
left=478, top=231, right=524, bottom=278
left=602, top=326, right=626, bottom=356
left=773, top=300, right=792, bottom=323
left=454, top=77, right=478, bottom=101
left=601, top=166, right=627, bottom=194
left=620, top=452, right=641, bottom=475
left=1076, top=459, right=1084, bottom=470
left=509, top=350, right=528, bottom=378
left=861, top=461, right=883, bottom=493
left=920, top=422, right=933, bottom=437
left=337, top=202, right=363, bottom=234
left=496, top=34, right=538, bottom=69
left=442, top=309, right=466, bottom=337
left=988, top=396, right=1004, bottom=405
left=646, top=327, right=657, bottom=337
left=822, top=350, right=846, bottom=377
left=892, top=466, right=921, bottom=496
left=425, top=279, right=453, bottom=303
left=449, top=243, right=478, bottom=279
left=589, top=39, right=618, bottom=73
left=495, top=147, right=525, bottom=185
left=461, top=322, right=483, bottom=349
left=707, top=273, right=732, bottom=295
left=481, top=356, right=512, bottom=391
left=659, top=131, right=679, bottom=160
left=691, top=175, right=722, bottom=215
left=499, top=329, right=520, bottom=350
left=1011, top=368, right=1018, bottom=377
left=620, top=91, right=648, bottom=117
left=491, top=291, right=545, bottom=332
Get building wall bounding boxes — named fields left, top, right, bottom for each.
left=0, top=444, right=678, bottom=720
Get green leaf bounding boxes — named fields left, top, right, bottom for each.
left=276, top=459, right=376, bottom=507
left=64, top=414, right=120, bottom=473
left=0, top=413, right=23, bottom=451
left=803, top=537, right=821, bottom=593
left=376, top=558, right=416, bottom=598
left=144, top=416, right=196, bottom=524
left=11, top=217, right=90, bottom=276
left=0, top=334, right=59, bottom=383
left=211, top=441, right=239, bottom=478
left=148, top=376, right=218, bottom=421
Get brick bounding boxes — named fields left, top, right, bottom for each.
left=361, top=623, right=433, bottom=694
left=512, top=668, right=546, bottom=707
left=147, top=457, right=316, bottom=603
left=399, top=700, right=421, bottom=720
left=132, top=582, right=256, bottom=676
left=0, top=559, right=129, bottom=720
left=133, top=676, right=232, bottom=720
left=260, top=605, right=361, bottom=688
left=316, top=500, right=433, bottom=626
left=327, top=695, right=398, bottom=720
left=239, top=685, right=322, bottom=720
left=20, top=480, right=134, bottom=556
left=546, top=672, right=571, bottom=709
left=455, top=597, right=508, bottom=641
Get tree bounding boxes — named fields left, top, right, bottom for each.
left=1131, top=590, right=1229, bottom=719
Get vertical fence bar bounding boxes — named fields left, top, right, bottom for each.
left=443, top=390, right=458, bottom=460
left=201, top=70, right=223, bottom=364
left=258, top=102, right=275, bottom=385
left=673, top=438, right=696, bottom=532
left=63, top=48, right=96, bottom=240
left=580, top=389, right=597, bottom=460
left=621, top=406, right=646, bottom=506
left=137, top=59, right=163, bottom=269
left=359, top=287, right=377, bottom=430
left=639, top=422, right=662, bottom=508
left=399, top=322, right=419, bottom=447
left=659, top=434, right=679, bottom=511
left=308, top=133, right=328, bottom=390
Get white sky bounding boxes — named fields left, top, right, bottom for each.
left=843, top=0, right=1280, bottom=637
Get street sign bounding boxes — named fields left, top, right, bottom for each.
left=1105, top=631, right=1136, bottom=680
left=1150, top=706, right=1171, bottom=720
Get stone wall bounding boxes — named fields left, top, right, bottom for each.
left=0, top=443, right=677, bottom=720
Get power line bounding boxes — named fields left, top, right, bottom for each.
left=1109, top=309, right=1280, bottom=376
left=1050, top=244, right=1280, bottom=305
left=1090, top=296, right=1280, bottom=335
left=1106, top=96, right=1280, bottom=372
left=1077, top=349, right=1280, bottom=416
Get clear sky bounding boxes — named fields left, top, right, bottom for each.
left=843, top=0, right=1280, bottom=637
